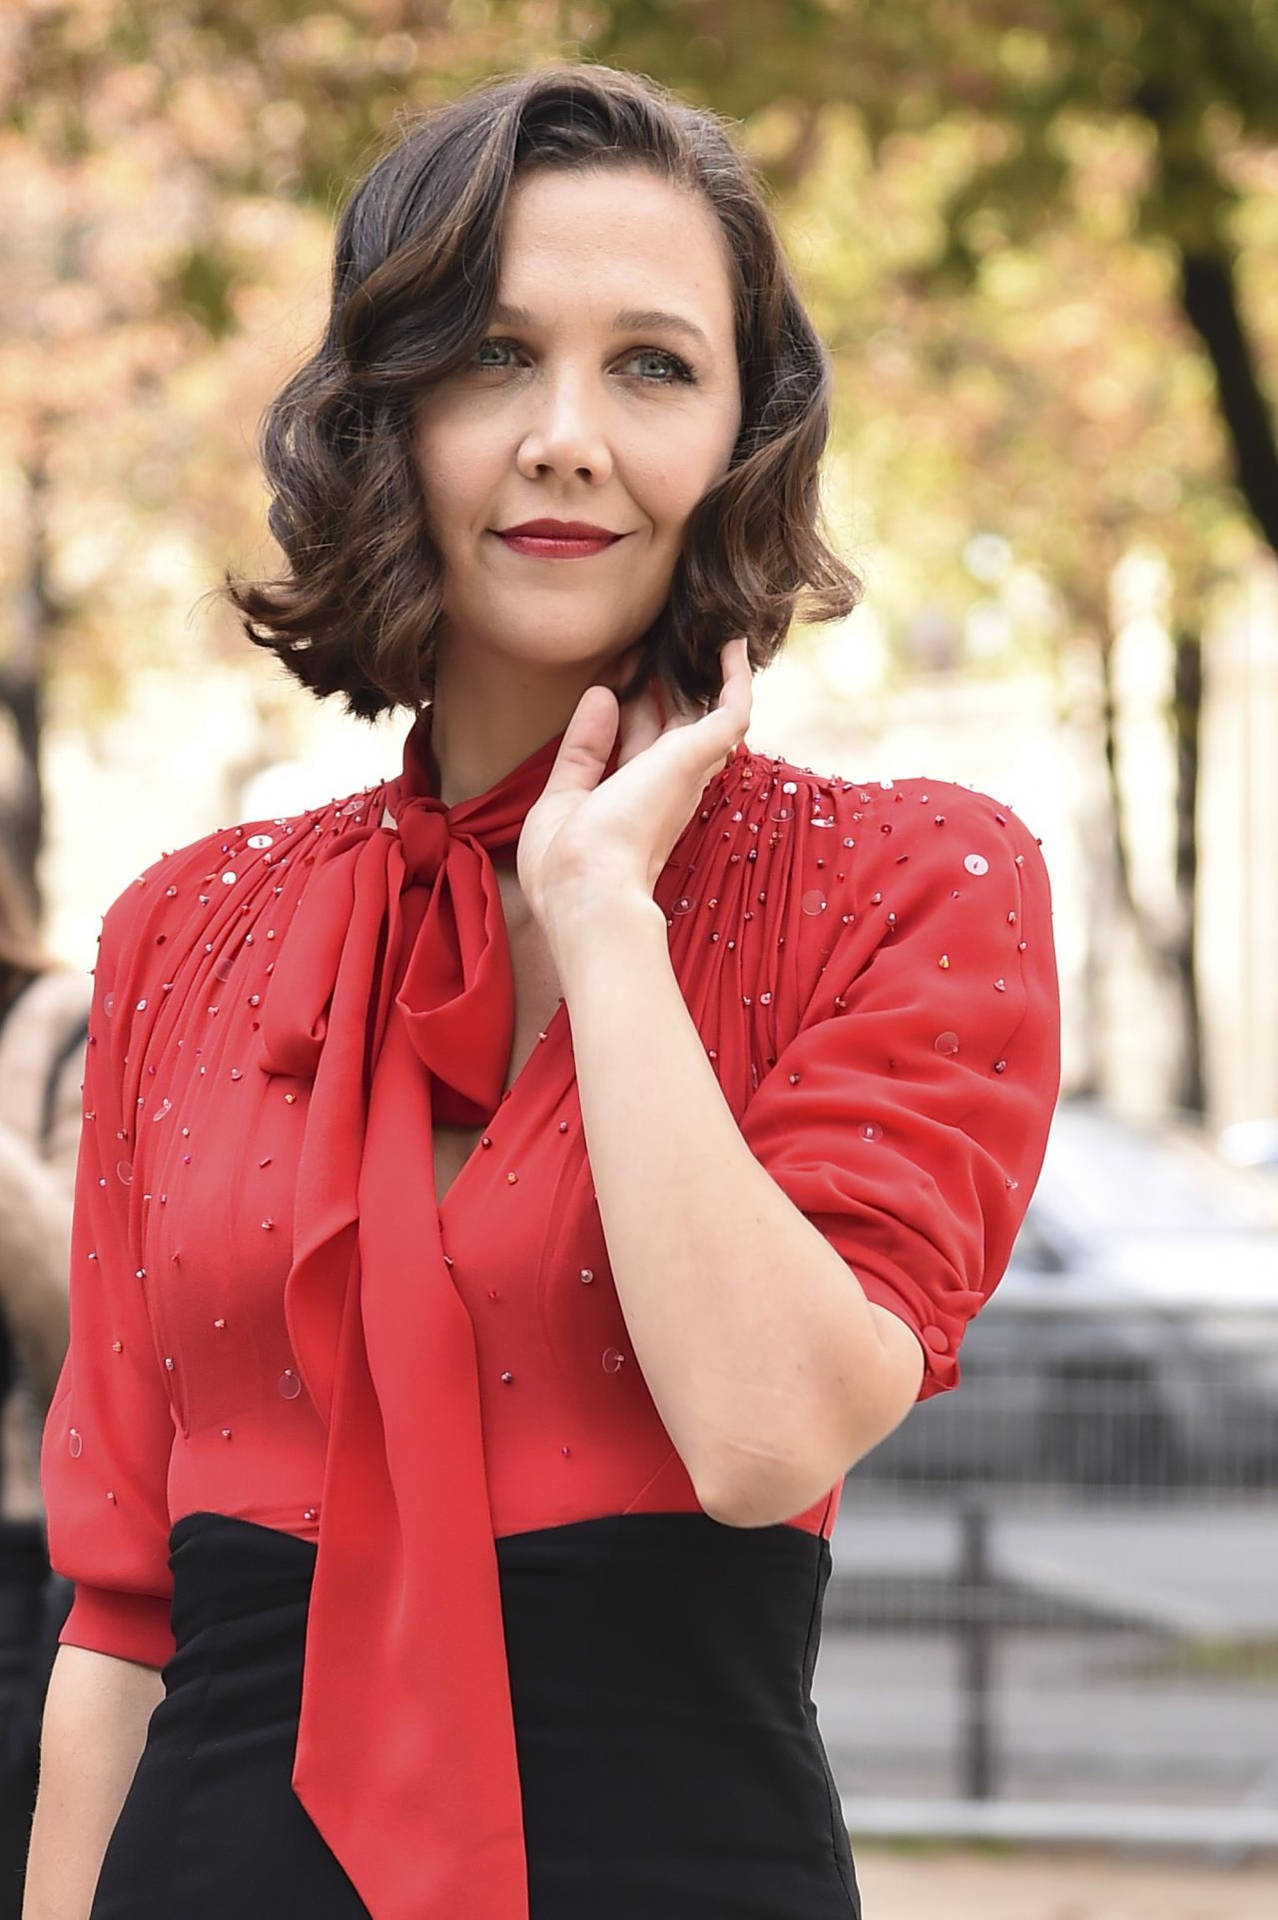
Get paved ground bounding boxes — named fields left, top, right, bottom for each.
left=853, top=1842, right=1278, bottom=1918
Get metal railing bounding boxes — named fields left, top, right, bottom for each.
left=818, top=1307, right=1278, bottom=1858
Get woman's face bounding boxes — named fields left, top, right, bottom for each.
left=411, top=164, right=743, bottom=693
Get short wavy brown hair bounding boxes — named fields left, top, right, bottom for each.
left=221, top=60, right=862, bottom=722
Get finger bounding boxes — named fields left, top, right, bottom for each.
left=713, top=635, right=752, bottom=722
left=539, top=684, right=624, bottom=798
left=723, top=632, right=751, bottom=687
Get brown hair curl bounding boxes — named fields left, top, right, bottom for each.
left=221, top=60, right=862, bottom=721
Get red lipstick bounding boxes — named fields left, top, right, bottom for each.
left=495, top=518, right=625, bottom=559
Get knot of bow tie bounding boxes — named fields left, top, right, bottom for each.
left=392, top=795, right=453, bottom=882
left=252, top=722, right=574, bottom=1124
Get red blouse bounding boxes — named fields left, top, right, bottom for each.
left=42, top=708, right=1060, bottom=1920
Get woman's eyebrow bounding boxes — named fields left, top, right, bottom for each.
left=489, top=300, right=711, bottom=354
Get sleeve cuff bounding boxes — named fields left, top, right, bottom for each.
left=854, top=1274, right=961, bottom=1403
left=58, top=1582, right=176, bottom=1671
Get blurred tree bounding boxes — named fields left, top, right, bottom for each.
left=788, top=103, right=1238, bottom=1112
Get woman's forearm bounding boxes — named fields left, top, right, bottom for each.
left=22, top=1643, right=164, bottom=1920
left=549, top=894, right=922, bottom=1527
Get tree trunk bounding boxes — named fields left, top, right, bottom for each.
left=1133, top=89, right=1278, bottom=561
left=1170, top=625, right=1205, bottom=1114
left=1178, top=248, right=1278, bottom=560
left=0, top=430, right=56, bottom=924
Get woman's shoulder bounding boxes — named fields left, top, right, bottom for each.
left=724, top=743, right=1056, bottom=1034
left=732, top=743, right=1052, bottom=896
left=97, top=780, right=390, bottom=968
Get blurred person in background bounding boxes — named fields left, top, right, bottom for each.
left=0, top=841, right=85, bottom=1917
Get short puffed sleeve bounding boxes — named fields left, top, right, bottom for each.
left=739, top=781, right=1061, bottom=1401
left=40, top=872, right=179, bottom=1669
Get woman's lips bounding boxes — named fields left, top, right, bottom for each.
left=494, top=531, right=623, bottom=559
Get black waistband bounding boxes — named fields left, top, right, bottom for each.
left=165, top=1506, right=833, bottom=1653
left=166, top=1511, right=316, bottom=1645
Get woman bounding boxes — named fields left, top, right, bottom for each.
left=0, top=845, right=89, bottom=1916
left=25, top=62, right=1061, bottom=1920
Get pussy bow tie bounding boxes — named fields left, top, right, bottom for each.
left=251, top=704, right=622, bottom=1920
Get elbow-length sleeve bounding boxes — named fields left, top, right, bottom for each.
left=739, top=781, right=1062, bottom=1402
left=40, top=880, right=178, bottom=1669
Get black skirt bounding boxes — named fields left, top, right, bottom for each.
left=91, top=1509, right=861, bottom=1918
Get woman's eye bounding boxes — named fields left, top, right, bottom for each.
left=471, top=339, right=695, bottom=384
left=626, top=346, right=695, bottom=384
left=473, top=339, right=517, bottom=369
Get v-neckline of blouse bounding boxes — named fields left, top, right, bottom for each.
left=419, top=731, right=751, bottom=1219
left=433, top=992, right=573, bottom=1217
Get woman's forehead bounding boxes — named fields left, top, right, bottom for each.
left=495, top=173, right=735, bottom=332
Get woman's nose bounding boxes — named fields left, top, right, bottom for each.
left=520, top=369, right=611, bottom=470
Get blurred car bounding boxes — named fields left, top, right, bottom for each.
left=859, top=1099, right=1278, bottom=1488
left=1219, top=1116, right=1278, bottom=1176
